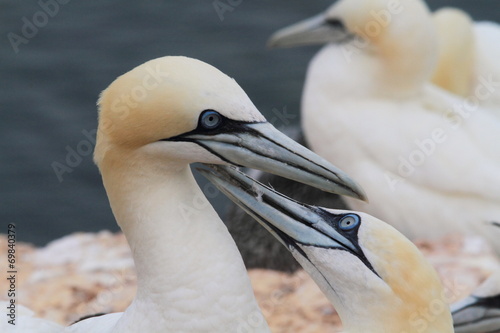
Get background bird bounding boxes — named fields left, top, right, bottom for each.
left=227, top=0, right=500, bottom=271
left=267, top=0, right=500, bottom=253
left=432, top=7, right=500, bottom=110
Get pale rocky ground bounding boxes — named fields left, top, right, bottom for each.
left=0, top=231, right=498, bottom=332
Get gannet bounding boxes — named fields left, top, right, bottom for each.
left=452, top=270, right=500, bottom=333
left=432, top=7, right=500, bottom=110
left=3, top=56, right=365, bottom=333
left=268, top=0, right=500, bottom=250
left=201, top=165, right=454, bottom=333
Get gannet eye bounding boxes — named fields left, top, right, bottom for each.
left=339, top=214, right=360, bottom=231
left=325, top=18, right=344, bottom=29
left=200, top=110, right=223, bottom=130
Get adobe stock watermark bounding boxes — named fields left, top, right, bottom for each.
left=179, top=181, right=221, bottom=222
left=407, top=276, right=468, bottom=332
left=268, top=106, right=296, bottom=131
left=236, top=274, right=298, bottom=333
left=341, top=0, right=403, bottom=63
left=7, top=0, right=71, bottom=54
left=385, top=73, right=500, bottom=191
left=74, top=269, right=135, bottom=322
left=212, top=0, right=243, bottom=22
left=51, top=64, right=170, bottom=182
left=100, top=64, right=170, bottom=129
left=52, top=128, right=96, bottom=183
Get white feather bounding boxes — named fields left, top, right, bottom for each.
left=294, top=0, right=500, bottom=252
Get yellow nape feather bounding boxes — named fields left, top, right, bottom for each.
left=359, top=214, right=453, bottom=333
left=431, top=8, right=475, bottom=96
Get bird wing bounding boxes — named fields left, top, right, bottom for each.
left=332, top=86, right=500, bottom=203
left=0, top=302, right=64, bottom=333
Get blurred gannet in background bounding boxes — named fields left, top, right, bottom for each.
left=431, top=8, right=475, bottom=99
left=432, top=7, right=500, bottom=110
left=452, top=269, right=500, bottom=333
left=1, top=56, right=365, bottom=333
left=268, top=0, right=500, bottom=251
left=202, top=165, right=454, bottom=333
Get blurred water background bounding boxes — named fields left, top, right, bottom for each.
left=1, top=0, right=499, bottom=245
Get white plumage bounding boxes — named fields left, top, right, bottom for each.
left=269, top=0, right=500, bottom=251
left=0, top=303, right=64, bottom=332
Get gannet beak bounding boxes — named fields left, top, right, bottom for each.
left=198, top=165, right=361, bottom=252
left=451, top=295, right=500, bottom=332
left=268, top=14, right=352, bottom=48
left=177, top=122, right=366, bottom=200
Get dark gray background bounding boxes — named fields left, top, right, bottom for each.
left=1, top=0, right=498, bottom=245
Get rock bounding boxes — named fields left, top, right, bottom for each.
left=0, top=232, right=497, bottom=332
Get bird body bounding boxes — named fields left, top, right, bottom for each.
left=70, top=166, right=266, bottom=332
left=304, top=45, right=500, bottom=241
left=0, top=303, right=65, bottom=332
left=269, top=0, right=500, bottom=249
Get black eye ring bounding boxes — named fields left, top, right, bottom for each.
left=200, top=110, right=223, bottom=130
left=339, top=214, right=360, bottom=231
left=325, top=18, right=344, bottom=29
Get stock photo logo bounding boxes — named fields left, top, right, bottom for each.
left=7, top=0, right=72, bottom=54
left=51, top=63, right=171, bottom=182
left=212, top=0, right=243, bottom=21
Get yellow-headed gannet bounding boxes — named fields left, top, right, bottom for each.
left=432, top=7, right=500, bottom=110
left=201, top=165, right=454, bottom=333
left=452, top=269, right=500, bottom=333
left=268, top=0, right=500, bottom=251
left=3, top=56, right=366, bottom=333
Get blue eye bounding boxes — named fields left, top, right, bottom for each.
left=200, top=110, right=223, bottom=130
left=339, top=214, right=360, bottom=231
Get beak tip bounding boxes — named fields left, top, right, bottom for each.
left=266, top=35, right=281, bottom=49
left=355, top=188, right=369, bottom=203
left=353, top=186, right=368, bottom=202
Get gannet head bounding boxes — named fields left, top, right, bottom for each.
left=201, top=166, right=453, bottom=333
left=95, top=56, right=366, bottom=200
left=268, top=0, right=433, bottom=49
left=268, top=0, right=437, bottom=88
left=431, top=8, right=475, bottom=97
